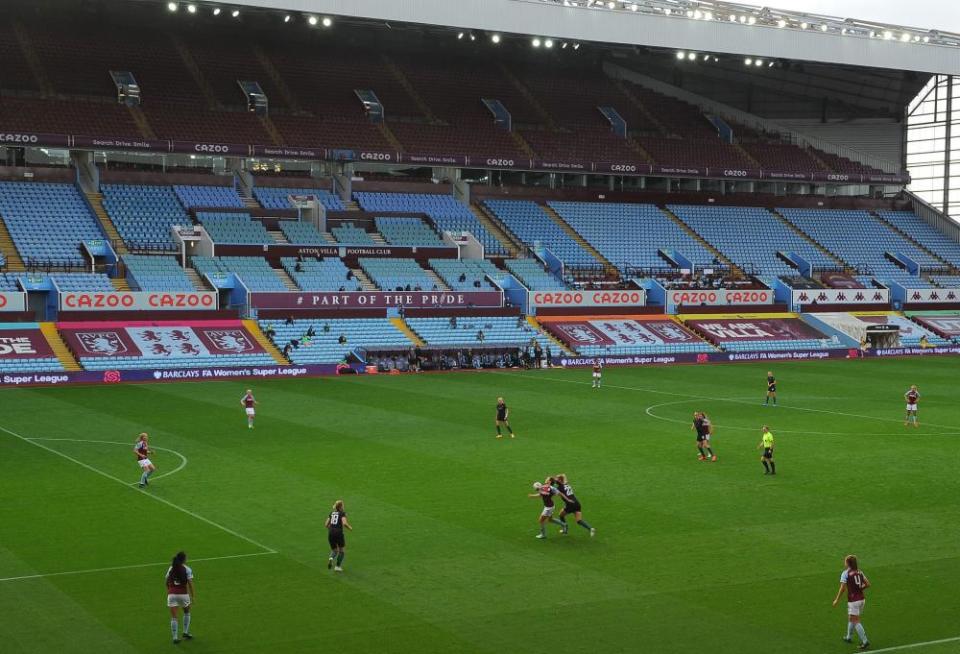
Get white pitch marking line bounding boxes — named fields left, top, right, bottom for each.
left=0, top=425, right=277, bottom=555
left=27, top=438, right=188, bottom=481
left=498, top=372, right=960, bottom=431
left=848, top=636, right=960, bottom=653
left=0, top=551, right=275, bottom=583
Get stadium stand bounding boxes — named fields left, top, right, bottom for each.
left=548, top=202, right=716, bottom=271
left=260, top=318, right=412, bottom=364
left=429, top=259, right=500, bottom=290
left=196, top=212, right=273, bottom=245
left=49, top=273, right=114, bottom=291
left=0, top=182, right=105, bottom=266
left=483, top=200, right=596, bottom=267
left=331, top=222, right=376, bottom=245
left=123, top=255, right=195, bottom=292
left=101, top=184, right=191, bottom=252
left=280, top=257, right=362, bottom=292
left=278, top=220, right=330, bottom=245
left=504, top=258, right=567, bottom=290
left=375, top=217, right=445, bottom=246
left=173, top=185, right=245, bottom=209
left=253, top=187, right=345, bottom=212
left=354, top=193, right=506, bottom=255
left=192, top=256, right=286, bottom=291
left=359, top=258, right=441, bottom=291
left=406, top=316, right=552, bottom=348
left=875, top=210, right=960, bottom=268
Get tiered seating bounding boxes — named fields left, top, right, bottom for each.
left=407, top=316, right=551, bottom=348
left=331, top=222, right=376, bottom=245
left=930, top=275, right=960, bottom=288
left=354, top=193, right=506, bottom=255
left=548, top=202, right=716, bottom=271
left=260, top=318, right=412, bottom=364
left=0, top=274, right=22, bottom=291
left=505, top=259, right=566, bottom=290
left=521, top=127, right=642, bottom=162
left=196, top=212, right=272, bottom=245
left=192, top=256, right=286, bottom=291
left=359, top=258, right=440, bottom=291
left=484, top=200, right=596, bottom=267
left=281, top=257, right=361, bottom=292
left=50, top=273, right=114, bottom=291
left=722, top=338, right=842, bottom=352
left=279, top=220, right=329, bottom=245
left=124, top=255, right=195, bottom=292
left=740, top=143, right=825, bottom=172
left=637, top=136, right=754, bottom=169
left=0, top=182, right=104, bottom=266
left=779, top=209, right=942, bottom=287
left=390, top=122, right=527, bottom=159
left=876, top=210, right=960, bottom=267
left=429, top=259, right=499, bottom=290
left=102, top=184, right=190, bottom=251
left=375, top=217, right=444, bottom=246
left=253, top=187, right=345, bottom=211
left=817, top=152, right=886, bottom=175
left=0, top=97, right=142, bottom=139
left=173, top=185, right=245, bottom=209
left=668, top=205, right=836, bottom=278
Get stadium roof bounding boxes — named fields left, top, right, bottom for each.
left=207, top=0, right=960, bottom=74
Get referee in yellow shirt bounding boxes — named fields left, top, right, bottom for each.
left=758, top=425, right=776, bottom=475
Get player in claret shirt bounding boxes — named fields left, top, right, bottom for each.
left=165, top=551, right=195, bottom=644
left=832, top=554, right=871, bottom=650
left=591, top=358, right=603, bottom=389
left=241, top=389, right=257, bottom=429
left=529, top=478, right=569, bottom=539
left=764, top=371, right=777, bottom=406
left=904, top=385, right=921, bottom=428
left=134, top=433, right=156, bottom=488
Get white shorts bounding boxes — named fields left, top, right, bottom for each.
left=167, top=593, right=191, bottom=608
left=138, top=459, right=153, bottom=469
left=906, top=404, right=917, bottom=412
left=540, top=506, right=555, bottom=518
left=245, top=407, right=255, bottom=417
left=847, top=599, right=865, bottom=616
left=592, top=372, right=601, bottom=378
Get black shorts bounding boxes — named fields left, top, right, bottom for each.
left=563, top=502, right=582, bottom=514
left=328, top=529, right=345, bottom=549
left=496, top=416, right=508, bottom=423
left=768, top=385, right=777, bottom=393
left=696, top=435, right=707, bottom=443
left=763, top=448, right=774, bottom=459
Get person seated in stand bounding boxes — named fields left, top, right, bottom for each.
left=459, top=273, right=467, bottom=283
left=449, top=316, right=457, bottom=329
left=477, top=330, right=484, bottom=343
left=473, top=280, right=481, bottom=288
left=295, top=261, right=303, bottom=273
left=405, top=284, right=412, bottom=292
left=306, top=325, right=316, bottom=338
left=264, top=324, right=276, bottom=340
left=414, top=285, right=422, bottom=291
left=919, top=334, right=935, bottom=349
left=282, top=342, right=293, bottom=357
left=285, top=315, right=295, bottom=325
left=323, top=323, right=330, bottom=333
left=338, top=334, right=347, bottom=345
left=291, top=338, right=300, bottom=349
left=346, top=270, right=353, bottom=280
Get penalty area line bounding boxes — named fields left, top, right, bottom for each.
left=0, top=425, right=277, bottom=555
left=840, top=636, right=960, bottom=653
left=0, top=551, right=276, bottom=583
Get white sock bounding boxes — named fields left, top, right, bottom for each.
left=846, top=622, right=854, bottom=639
left=183, top=613, right=191, bottom=634
left=855, top=623, right=867, bottom=643
left=171, top=618, right=178, bottom=640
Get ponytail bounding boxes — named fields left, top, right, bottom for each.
left=168, top=551, right=188, bottom=586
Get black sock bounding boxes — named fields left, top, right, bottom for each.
left=698, top=447, right=705, bottom=456
left=706, top=447, right=714, bottom=456
left=577, top=519, right=592, bottom=530
left=770, top=461, right=776, bottom=474
left=496, top=426, right=501, bottom=435
left=762, top=460, right=770, bottom=473
left=559, top=515, right=567, bottom=524
left=508, top=426, right=514, bottom=434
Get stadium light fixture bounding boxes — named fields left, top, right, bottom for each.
left=744, top=58, right=752, bottom=65
left=213, top=7, right=221, bottom=16
left=491, top=33, right=501, bottom=44
left=776, top=19, right=786, bottom=28
left=308, top=15, right=318, bottom=25
left=544, top=39, right=554, bottom=48
left=561, top=41, right=568, bottom=48
left=630, top=3, right=638, bottom=11
left=687, top=52, right=696, bottom=60
left=923, top=36, right=930, bottom=43
left=186, top=4, right=196, bottom=14
left=820, top=24, right=828, bottom=32
left=677, top=51, right=686, bottom=60
left=322, top=17, right=332, bottom=27
left=747, top=16, right=756, bottom=25
left=883, top=30, right=893, bottom=40
left=800, top=22, right=808, bottom=29
left=532, top=37, right=542, bottom=47
left=900, top=32, right=911, bottom=42
left=457, top=32, right=464, bottom=39
left=703, top=11, right=712, bottom=20
left=754, top=58, right=763, bottom=66
left=470, top=33, right=477, bottom=41
left=572, top=42, right=580, bottom=49
left=167, top=2, right=177, bottom=12
left=231, top=9, right=240, bottom=18
left=768, top=61, right=775, bottom=67
left=282, top=14, right=290, bottom=22
left=607, top=1, right=615, bottom=9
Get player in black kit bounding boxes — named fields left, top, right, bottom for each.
left=495, top=396, right=515, bottom=439
left=325, top=499, right=352, bottom=572
left=692, top=411, right=717, bottom=461
left=552, top=474, right=595, bottom=537
left=765, top=371, right=777, bottom=406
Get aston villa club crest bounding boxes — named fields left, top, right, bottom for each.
left=205, top=329, right=255, bottom=353
left=76, top=331, right=128, bottom=356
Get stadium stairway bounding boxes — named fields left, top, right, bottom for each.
left=499, top=63, right=557, bottom=129
left=184, top=268, right=210, bottom=291
left=733, top=143, right=761, bottom=167
left=128, top=105, right=157, bottom=139
left=268, top=229, right=289, bottom=244
left=39, top=323, right=82, bottom=371
left=471, top=205, right=523, bottom=257
left=253, top=45, right=303, bottom=112
left=426, top=269, right=450, bottom=291
left=610, top=78, right=667, bottom=135
left=344, top=200, right=362, bottom=212
left=383, top=57, right=437, bottom=122
left=527, top=316, right=576, bottom=356
left=0, top=214, right=26, bottom=271
left=541, top=204, right=619, bottom=275
left=85, top=192, right=128, bottom=255
left=351, top=268, right=377, bottom=291
left=871, top=211, right=958, bottom=271
left=378, top=123, right=404, bottom=152
left=13, top=21, right=54, bottom=96
left=768, top=208, right=849, bottom=269
left=510, top=131, right=537, bottom=158
left=805, top=148, right=834, bottom=172
left=390, top=317, right=425, bottom=346
left=243, top=319, right=289, bottom=364
left=173, top=36, right=219, bottom=109
left=259, top=115, right=285, bottom=146
left=110, top=277, right=131, bottom=291
left=275, top=267, right=299, bottom=291
left=659, top=206, right=743, bottom=276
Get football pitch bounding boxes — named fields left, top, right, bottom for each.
left=1, top=357, right=959, bottom=654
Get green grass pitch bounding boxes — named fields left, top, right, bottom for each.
left=1, top=357, right=958, bottom=654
